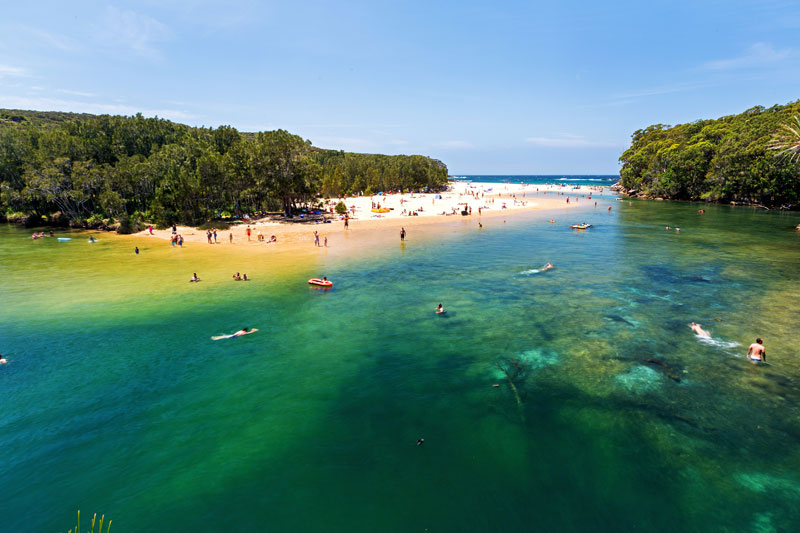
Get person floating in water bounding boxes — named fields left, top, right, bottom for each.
left=190, top=273, right=200, bottom=282
left=690, top=322, right=710, bottom=338
left=542, top=262, right=554, bottom=271
left=435, top=304, right=445, bottom=314
left=232, top=327, right=257, bottom=337
left=747, top=338, right=766, bottom=363
left=243, top=273, right=248, bottom=281
left=0, top=353, right=7, bottom=364
left=233, top=272, right=241, bottom=280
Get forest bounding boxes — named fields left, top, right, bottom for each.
left=618, top=101, right=800, bottom=208
left=0, top=109, right=449, bottom=229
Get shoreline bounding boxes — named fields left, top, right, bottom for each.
left=129, top=182, right=611, bottom=257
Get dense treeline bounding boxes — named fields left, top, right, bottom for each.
left=618, top=101, right=800, bottom=207
left=0, top=110, right=448, bottom=228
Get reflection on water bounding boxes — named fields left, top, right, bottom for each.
left=1, top=198, right=800, bottom=531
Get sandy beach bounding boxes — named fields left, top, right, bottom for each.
left=132, top=181, right=611, bottom=255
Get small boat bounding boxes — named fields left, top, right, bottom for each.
left=308, top=278, right=333, bottom=287
left=57, top=237, right=72, bottom=241
left=570, top=224, right=592, bottom=230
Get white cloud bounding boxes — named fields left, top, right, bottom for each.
left=0, top=95, right=193, bottom=122
left=703, top=42, right=796, bottom=71
left=433, top=140, right=473, bottom=149
left=57, top=89, right=97, bottom=98
left=20, top=25, right=77, bottom=51
left=99, top=7, right=173, bottom=58
left=614, top=82, right=709, bottom=99
left=524, top=135, right=620, bottom=149
left=0, top=65, right=28, bottom=78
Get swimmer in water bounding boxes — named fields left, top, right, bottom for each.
left=747, top=338, right=766, bottom=363
left=542, top=262, right=554, bottom=271
left=190, top=273, right=200, bottom=282
left=0, top=353, right=7, bottom=364
left=231, top=327, right=257, bottom=337
left=690, top=322, right=711, bottom=338
left=549, top=219, right=555, bottom=223
left=435, top=304, right=445, bottom=314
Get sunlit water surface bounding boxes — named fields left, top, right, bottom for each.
left=2, top=197, right=799, bottom=531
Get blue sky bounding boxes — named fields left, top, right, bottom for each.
left=1, top=1, right=799, bottom=174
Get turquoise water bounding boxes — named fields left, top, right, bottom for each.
left=454, top=174, right=618, bottom=186
left=2, top=198, right=800, bottom=531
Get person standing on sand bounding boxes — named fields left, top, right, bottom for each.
left=324, top=236, right=328, bottom=247
left=149, top=225, right=153, bottom=235
left=400, top=227, right=406, bottom=241
left=229, top=232, right=233, bottom=243
left=246, top=226, right=251, bottom=241
left=213, top=229, right=217, bottom=243
left=747, top=338, right=766, bottom=363
left=344, top=217, right=349, bottom=230
left=314, top=231, right=320, bottom=247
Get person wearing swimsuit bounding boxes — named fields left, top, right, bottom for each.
left=747, top=338, right=766, bottom=363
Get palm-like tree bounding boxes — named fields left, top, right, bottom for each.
left=768, top=115, right=800, bottom=163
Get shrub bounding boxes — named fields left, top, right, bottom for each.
left=117, top=214, right=144, bottom=234
left=335, top=201, right=347, bottom=214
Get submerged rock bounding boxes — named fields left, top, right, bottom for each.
left=735, top=472, right=800, bottom=497
left=614, top=365, right=663, bottom=394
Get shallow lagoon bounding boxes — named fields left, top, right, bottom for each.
left=2, top=198, right=799, bottom=531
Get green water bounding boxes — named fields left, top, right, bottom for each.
left=2, top=199, right=800, bottom=531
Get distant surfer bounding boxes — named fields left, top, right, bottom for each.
left=435, top=304, right=445, bottom=314
left=747, top=338, right=766, bottom=363
left=690, top=322, right=710, bottom=338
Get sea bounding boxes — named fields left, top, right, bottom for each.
left=451, top=174, right=619, bottom=187
left=2, top=191, right=800, bottom=531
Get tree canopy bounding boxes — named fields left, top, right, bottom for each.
left=618, top=101, right=800, bottom=207
left=0, top=109, right=448, bottom=226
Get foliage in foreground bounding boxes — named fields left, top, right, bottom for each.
left=618, top=101, right=800, bottom=207
left=0, top=109, right=448, bottom=226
